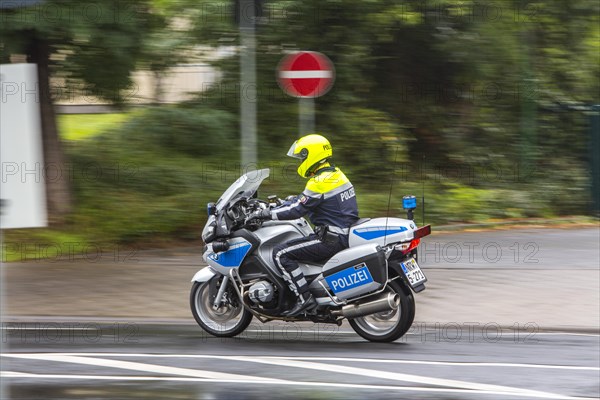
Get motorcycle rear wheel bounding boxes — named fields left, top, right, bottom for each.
left=348, top=280, right=415, bottom=343
left=190, top=277, right=253, bottom=337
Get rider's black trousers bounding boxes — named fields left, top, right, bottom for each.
left=273, top=233, right=347, bottom=300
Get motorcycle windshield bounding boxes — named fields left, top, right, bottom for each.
left=215, top=168, right=270, bottom=212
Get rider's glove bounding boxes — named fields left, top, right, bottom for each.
left=247, top=208, right=272, bottom=222
left=281, top=195, right=297, bottom=206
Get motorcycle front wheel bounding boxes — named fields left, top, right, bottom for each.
left=348, top=279, right=415, bottom=343
left=190, top=277, right=253, bottom=337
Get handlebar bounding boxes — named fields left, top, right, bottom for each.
left=212, top=241, right=230, bottom=253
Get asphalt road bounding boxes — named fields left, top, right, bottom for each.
left=2, top=323, right=599, bottom=400
left=3, top=228, right=599, bottom=328
left=418, top=227, right=600, bottom=270
left=1, top=227, right=599, bottom=399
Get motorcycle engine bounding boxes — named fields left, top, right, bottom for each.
left=248, top=281, right=274, bottom=304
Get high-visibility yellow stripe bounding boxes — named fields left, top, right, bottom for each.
left=305, top=169, right=349, bottom=194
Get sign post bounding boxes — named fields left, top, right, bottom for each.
left=298, top=98, right=315, bottom=135
left=277, top=51, right=335, bottom=136
left=239, top=0, right=257, bottom=167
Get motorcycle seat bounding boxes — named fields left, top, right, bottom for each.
left=351, top=218, right=371, bottom=227
left=300, top=262, right=325, bottom=276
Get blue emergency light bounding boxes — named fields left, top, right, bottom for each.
left=402, top=195, right=417, bottom=210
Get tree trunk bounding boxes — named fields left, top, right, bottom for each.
left=26, top=38, right=73, bottom=224
left=153, top=70, right=164, bottom=104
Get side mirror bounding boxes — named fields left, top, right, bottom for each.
left=207, top=202, right=216, bottom=216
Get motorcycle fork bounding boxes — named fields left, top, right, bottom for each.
left=212, top=275, right=230, bottom=310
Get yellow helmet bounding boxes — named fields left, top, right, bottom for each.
left=287, top=134, right=333, bottom=178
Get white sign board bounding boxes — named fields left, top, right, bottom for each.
left=0, top=63, right=48, bottom=228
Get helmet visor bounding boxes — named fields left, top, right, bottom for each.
left=286, top=141, right=305, bottom=160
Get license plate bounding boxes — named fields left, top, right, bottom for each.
left=400, top=258, right=427, bottom=287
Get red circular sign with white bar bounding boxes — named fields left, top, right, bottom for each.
left=277, top=51, right=335, bottom=98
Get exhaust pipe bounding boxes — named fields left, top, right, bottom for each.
left=334, top=292, right=400, bottom=319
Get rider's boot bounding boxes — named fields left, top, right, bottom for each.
left=283, top=292, right=317, bottom=317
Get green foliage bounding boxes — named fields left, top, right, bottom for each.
left=115, top=106, right=236, bottom=157
left=3, top=0, right=599, bottom=250
left=0, top=0, right=165, bottom=102
left=5, top=105, right=594, bottom=250
left=46, top=106, right=238, bottom=244
left=326, top=107, right=407, bottom=184
left=185, top=0, right=599, bottom=207
left=57, top=114, right=129, bottom=140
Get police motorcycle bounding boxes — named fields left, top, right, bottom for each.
left=190, top=168, right=431, bottom=342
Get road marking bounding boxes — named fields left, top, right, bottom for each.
left=2, top=354, right=283, bottom=383
left=226, top=356, right=582, bottom=400
left=534, top=332, right=600, bottom=337
left=2, top=353, right=590, bottom=400
left=13, top=353, right=595, bottom=371
left=3, top=371, right=598, bottom=400
left=237, top=328, right=600, bottom=338
left=257, top=356, right=600, bottom=371
left=1, top=326, right=98, bottom=330
left=2, top=371, right=31, bottom=377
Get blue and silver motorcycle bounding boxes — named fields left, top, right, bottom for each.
left=190, top=169, right=431, bottom=342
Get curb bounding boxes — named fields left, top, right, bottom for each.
left=2, top=316, right=598, bottom=335
left=432, top=217, right=599, bottom=233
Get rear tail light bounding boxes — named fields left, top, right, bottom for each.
left=392, top=224, right=430, bottom=255
left=395, top=238, right=421, bottom=254
left=404, top=238, right=420, bottom=254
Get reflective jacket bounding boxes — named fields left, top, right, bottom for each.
left=271, top=166, right=359, bottom=231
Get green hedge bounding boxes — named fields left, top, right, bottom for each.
left=3, top=106, right=593, bottom=260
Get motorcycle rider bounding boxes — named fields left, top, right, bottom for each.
left=250, top=134, right=359, bottom=316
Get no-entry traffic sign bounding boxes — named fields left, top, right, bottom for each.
left=277, top=51, right=335, bottom=98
